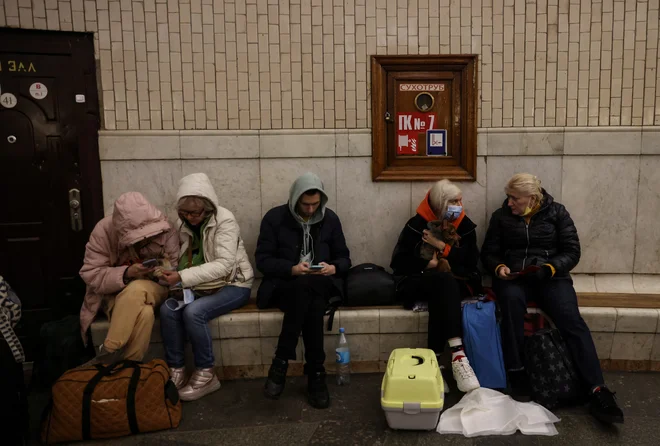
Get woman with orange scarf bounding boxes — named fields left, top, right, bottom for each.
left=391, top=179, right=481, bottom=393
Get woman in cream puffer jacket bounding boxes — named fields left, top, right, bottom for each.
left=158, top=172, right=254, bottom=401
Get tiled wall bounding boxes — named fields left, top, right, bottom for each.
left=3, top=0, right=660, bottom=130
left=99, top=126, right=660, bottom=275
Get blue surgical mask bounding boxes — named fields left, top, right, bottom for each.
left=445, top=205, right=463, bottom=221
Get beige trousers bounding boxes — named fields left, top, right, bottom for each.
left=103, top=279, right=168, bottom=361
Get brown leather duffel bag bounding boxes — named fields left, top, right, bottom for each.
left=42, top=359, right=182, bottom=444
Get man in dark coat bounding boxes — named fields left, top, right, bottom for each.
left=255, top=172, right=351, bottom=409
left=482, top=173, right=623, bottom=424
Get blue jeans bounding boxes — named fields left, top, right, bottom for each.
left=160, top=285, right=250, bottom=368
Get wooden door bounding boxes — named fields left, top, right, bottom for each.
left=371, top=55, right=477, bottom=181
left=0, top=28, right=103, bottom=359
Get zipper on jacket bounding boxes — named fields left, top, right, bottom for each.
left=522, top=221, right=530, bottom=269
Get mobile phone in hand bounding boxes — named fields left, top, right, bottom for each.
left=309, top=264, right=324, bottom=271
left=142, top=258, right=159, bottom=268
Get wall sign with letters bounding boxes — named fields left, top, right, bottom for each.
left=427, top=129, right=447, bottom=156
left=399, top=83, right=445, bottom=91
left=0, top=60, right=37, bottom=72
left=397, top=112, right=437, bottom=155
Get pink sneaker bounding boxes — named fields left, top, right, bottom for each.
left=179, top=368, right=221, bottom=401
left=169, top=367, right=189, bottom=390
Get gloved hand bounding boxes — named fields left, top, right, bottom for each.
left=525, top=264, right=553, bottom=284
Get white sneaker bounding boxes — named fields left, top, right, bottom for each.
left=452, top=357, right=480, bottom=393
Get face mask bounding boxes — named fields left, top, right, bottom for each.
left=445, top=205, right=463, bottom=221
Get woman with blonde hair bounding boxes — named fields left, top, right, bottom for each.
left=158, top=173, right=254, bottom=401
left=482, top=173, right=623, bottom=424
left=391, top=179, right=481, bottom=393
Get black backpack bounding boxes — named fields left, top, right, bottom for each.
left=524, top=328, right=583, bottom=409
left=344, top=263, right=396, bottom=307
left=30, top=315, right=95, bottom=390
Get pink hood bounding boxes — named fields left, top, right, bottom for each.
left=112, top=192, right=172, bottom=249
left=79, top=192, right=179, bottom=342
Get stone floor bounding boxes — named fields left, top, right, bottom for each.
left=30, top=371, right=660, bottom=445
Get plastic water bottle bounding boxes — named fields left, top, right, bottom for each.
left=336, top=327, right=351, bottom=385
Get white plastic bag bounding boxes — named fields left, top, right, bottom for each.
left=437, top=388, right=560, bottom=437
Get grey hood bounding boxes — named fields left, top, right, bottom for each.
left=288, top=172, right=328, bottom=265
left=288, top=172, right=328, bottom=225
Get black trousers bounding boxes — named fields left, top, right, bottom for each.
left=494, top=277, right=605, bottom=389
left=274, top=275, right=334, bottom=372
left=402, top=271, right=463, bottom=354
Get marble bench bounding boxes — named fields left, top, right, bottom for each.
left=90, top=274, right=660, bottom=379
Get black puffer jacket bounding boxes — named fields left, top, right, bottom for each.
left=481, top=190, right=580, bottom=277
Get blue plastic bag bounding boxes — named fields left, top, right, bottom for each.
left=462, top=300, right=507, bottom=389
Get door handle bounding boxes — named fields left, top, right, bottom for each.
left=69, top=188, right=83, bottom=232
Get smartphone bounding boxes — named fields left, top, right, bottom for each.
left=309, top=264, right=324, bottom=271
left=142, top=258, right=159, bottom=268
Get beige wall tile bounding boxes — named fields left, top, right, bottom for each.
left=10, top=1, right=660, bottom=129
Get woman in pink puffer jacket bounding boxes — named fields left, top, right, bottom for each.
left=79, top=192, right=179, bottom=363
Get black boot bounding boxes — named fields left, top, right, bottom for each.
left=307, top=371, right=330, bottom=409
left=264, top=358, right=288, bottom=400
left=589, top=387, right=624, bottom=424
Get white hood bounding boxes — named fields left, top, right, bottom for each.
left=176, top=173, right=219, bottom=211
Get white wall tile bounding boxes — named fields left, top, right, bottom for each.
left=610, top=333, right=654, bottom=360
left=634, top=157, right=660, bottom=273
left=594, top=274, right=637, bottom=293
left=180, top=133, right=260, bottom=158
left=181, top=159, right=262, bottom=266
left=564, top=129, right=642, bottom=155
left=99, top=134, right=181, bottom=159
left=260, top=132, right=336, bottom=157
left=561, top=156, right=639, bottom=273
left=487, top=129, right=564, bottom=155
left=336, top=157, right=411, bottom=269
left=615, top=309, right=659, bottom=333
left=592, top=332, right=614, bottom=359
left=579, top=307, right=618, bottom=332
left=100, top=160, right=183, bottom=222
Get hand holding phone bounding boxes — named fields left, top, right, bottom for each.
left=309, top=264, right=324, bottom=271
left=142, top=258, right=159, bottom=268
